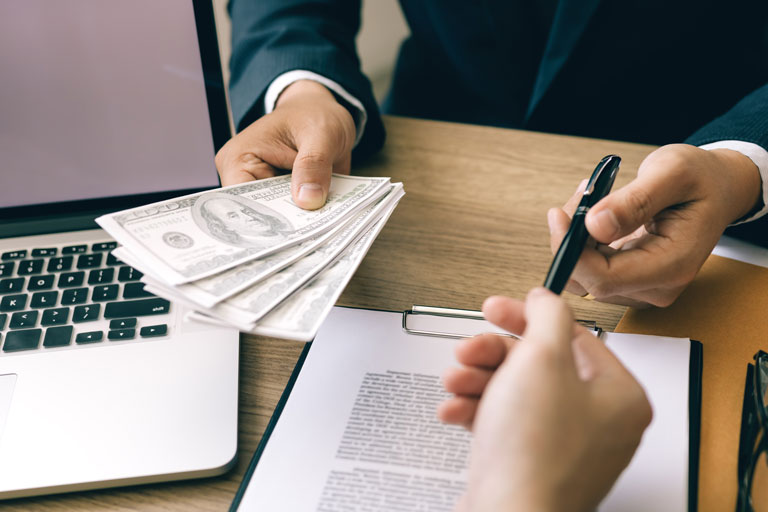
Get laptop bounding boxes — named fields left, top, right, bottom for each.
left=0, top=0, right=239, bottom=498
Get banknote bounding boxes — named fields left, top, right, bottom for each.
left=188, top=193, right=399, bottom=341
left=186, top=185, right=404, bottom=325
left=97, top=174, right=390, bottom=285
left=143, top=183, right=402, bottom=308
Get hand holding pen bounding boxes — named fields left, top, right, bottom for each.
left=546, top=144, right=762, bottom=307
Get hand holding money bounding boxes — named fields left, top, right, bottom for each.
left=214, top=80, right=358, bottom=210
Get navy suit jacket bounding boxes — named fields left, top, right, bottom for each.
left=228, top=0, right=768, bottom=243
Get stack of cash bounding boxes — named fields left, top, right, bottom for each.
left=96, top=174, right=404, bottom=341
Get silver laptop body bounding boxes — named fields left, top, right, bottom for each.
left=0, top=0, right=239, bottom=498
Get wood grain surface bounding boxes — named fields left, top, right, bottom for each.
left=5, top=116, right=658, bottom=511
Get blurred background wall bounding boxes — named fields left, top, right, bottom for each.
left=211, top=0, right=410, bottom=111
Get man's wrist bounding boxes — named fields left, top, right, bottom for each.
left=708, top=148, right=763, bottom=223
left=699, top=140, right=768, bottom=224
left=274, top=79, right=337, bottom=109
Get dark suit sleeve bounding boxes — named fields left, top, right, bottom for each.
left=227, top=0, right=385, bottom=162
left=685, top=84, right=768, bottom=247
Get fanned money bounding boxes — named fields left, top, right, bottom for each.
left=98, top=175, right=404, bottom=342
left=97, top=174, right=391, bottom=285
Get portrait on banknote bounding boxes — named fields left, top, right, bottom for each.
left=192, top=192, right=294, bottom=248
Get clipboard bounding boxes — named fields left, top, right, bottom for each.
left=231, top=305, right=702, bottom=512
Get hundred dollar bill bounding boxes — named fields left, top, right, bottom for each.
left=143, top=183, right=403, bottom=309
left=186, top=185, right=404, bottom=325
left=189, top=193, right=398, bottom=341
left=96, top=174, right=391, bottom=285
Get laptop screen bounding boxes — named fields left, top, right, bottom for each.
left=0, top=0, right=223, bottom=210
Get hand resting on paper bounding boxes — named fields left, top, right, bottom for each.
left=548, top=144, right=762, bottom=307
left=438, top=288, right=652, bottom=512
left=215, top=80, right=356, bottom=211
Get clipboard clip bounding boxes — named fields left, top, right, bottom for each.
left=402, top=305, right=602, bottom=339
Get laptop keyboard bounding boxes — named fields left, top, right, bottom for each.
left=0, top=241, right=171, bottom=354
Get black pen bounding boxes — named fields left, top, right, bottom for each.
left=543, top=155, right=621, bottom=294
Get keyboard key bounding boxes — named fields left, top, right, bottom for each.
left=123, top=282, right=154, bottom=299
left=0, top=314, right=6, bottom=330
left=61, top=288, right=88, bottom=305
left=0, top=262, right=15, bottom=277
left=88, top=268, right=114, bottom=285
left=17, top=259, right=44, bottom=275
left=57, top=271, right=84, bottom=288
left=3, top=329, right=41, bottom=352
left=77, top=253, right=103, bottom=269
left=73, top=304, right=101, bottom=323
left=30, top=291, right=58, bottom=308
left=47, top=256, right=73, bottom=272
left=92, top=242, right=117, bottom=252
left=140, top=324, right=168, bottom=338
left=118, top=266, right=143, bottom=282
left=62, top=245, right=87, bottom=255
left=28, top=274, right=55, bottom=291
left=106, top=253, right=122, bottom=266
left=10, top=311, right=37, bottom=329
left=31, top=248, right=57, bottom=257
left=2, top=250, right=26, bottom=260
left=92, top=284, right=119, bottom=302
left=1, top=294, right=28, bottom=312
left=108, top=329, right=135, bottom=341
left=41, top=308, right=69, bottom=326
left=43, top=326, right=73, bottom=347
left=76, top=331, right=103, bottom=344
left=104, top=298, right=170, bottom=319
left=110, top=318, right=137, bottom=329
left=0, top=278, right=25, bottom=294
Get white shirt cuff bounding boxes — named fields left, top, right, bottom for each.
left=700, top=140, right=768, bottom=224
left=264, top=70, right=367, bottom=148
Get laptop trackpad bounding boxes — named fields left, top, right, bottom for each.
left=0, top=374, right=17, bottom=440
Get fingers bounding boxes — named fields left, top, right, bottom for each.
left=567, top=233, right=699, bottom=306
left=547, top=207, right=568, bottom=254
left=563, top=179, right=588, bottom=217
left=585, top=150, right=695, bottom=244
left=481, top=296, right=527, bottom=335
left=522, top=288, right=576, bottom=369
left=290, top=135, right=335, bottom=210
left=216, top=146, right=281, bottom=187
left=215, top=81, right=355, bottom=209
left=437, top=395, right=478, bottom=429
left=443, top=365, right=495, bottom=397
left=570, top=329, right=623, bottom=381
left=455, top=333, right=513, bottom=369
left=547, top=207, right=589, bottom=296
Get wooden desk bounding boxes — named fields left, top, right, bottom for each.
left=7, top=116, right=655, bottom=511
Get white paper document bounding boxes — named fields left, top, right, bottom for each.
left=235, top=307, right=696, bottom=511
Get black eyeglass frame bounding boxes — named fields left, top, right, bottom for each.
left=737, top=350, right=768, bottom=512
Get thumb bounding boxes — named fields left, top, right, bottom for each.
left=522, top=287, right=575, bottom=367
left=291, top=136, right=335, bottom=210
left=585, top=171, right=690, bottom=244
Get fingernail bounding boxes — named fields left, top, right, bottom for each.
left=591, top=209, right=621, bottom=239
left=528, top=287, right=549, bottom=298
left=298, top=183, right=324, bottom=209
